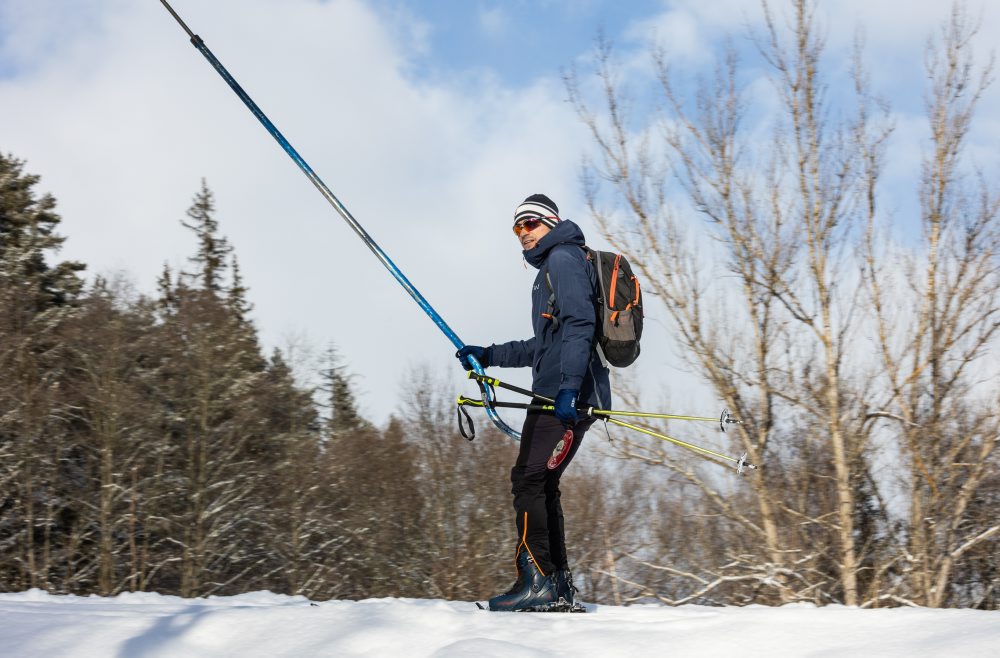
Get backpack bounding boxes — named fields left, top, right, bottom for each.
left=545, top=247, right=643, bottom=368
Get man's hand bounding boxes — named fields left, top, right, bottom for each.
left=455, top=345, right=492, bottom=371
left=554, top=388, right=578, bottom=427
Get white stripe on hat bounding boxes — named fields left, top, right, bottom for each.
left=514, top=201, right=559, bottom=228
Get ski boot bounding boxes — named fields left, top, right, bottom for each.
left=488, top=551, right=560, bottom=612
left=554, top=569, right=587, bottom=613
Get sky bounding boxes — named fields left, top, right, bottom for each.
left=3, top=589, right=1000, bottom=657
left=2, top=0, right=998, bottom=429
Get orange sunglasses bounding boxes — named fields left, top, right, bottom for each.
left=512, top=217, right=555, bottom=236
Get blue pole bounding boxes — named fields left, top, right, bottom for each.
left=159, top=0, right=520, bottom=440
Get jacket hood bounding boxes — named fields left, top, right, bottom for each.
left=523, top=220, right=586, bottom=269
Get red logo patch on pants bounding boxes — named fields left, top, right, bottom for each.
left=546, top=428, right=575, bottom=470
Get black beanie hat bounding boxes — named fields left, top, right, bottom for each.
left=513, top=194, right=560, bottom=228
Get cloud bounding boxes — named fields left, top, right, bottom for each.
left=478, top=6, right=509, bottom=40
left=624, top=0, right=753, bottom=63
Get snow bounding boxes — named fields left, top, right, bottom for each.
left=0, top=590, right=997, bottom=657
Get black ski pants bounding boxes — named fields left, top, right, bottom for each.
left=510, top=410, right=594, bottom=577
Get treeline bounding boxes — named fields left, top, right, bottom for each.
left=0, top=161, right=499, bottom=599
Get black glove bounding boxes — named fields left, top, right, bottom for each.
left=553, top=388, right=579, bottom=427
left=456, top=344, right=492, bottom=371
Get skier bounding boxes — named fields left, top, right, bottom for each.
left=457, top=194, right=611, bottom=612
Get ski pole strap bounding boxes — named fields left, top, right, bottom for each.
left=456, top=376, right=501, bottom=440
left=457, top=403, right=475, bottom=441
left=465, top=355, right=521, bottom=441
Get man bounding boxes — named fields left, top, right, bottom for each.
left=456, top=193, right=611, bottom=612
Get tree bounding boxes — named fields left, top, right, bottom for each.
left=0, top=153, right=85, bottom=590
left=568, top=0, right=894, bottom=605
left=863, top=5, right=1000, bottom=607
left=62, top=276, right=161, bottom=595
left=149, top=181, right=274, bottom=596
left=250, top=348, right=339, bottom=597
left=181, top=179, right=232, bottom=294
left=397, top=366, right=512, bottom=601
left=320, top=345, right=370, bottom=438
left=313, top=348, right=427, bottom=598
left=569, top=0, right=999, bottom=609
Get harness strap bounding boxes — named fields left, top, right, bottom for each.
left=544, top=271, right=560, bottom=330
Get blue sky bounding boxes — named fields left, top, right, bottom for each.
left=368, top=0, right=665, bottom=85
left=2, top=0, right=998, bottom=426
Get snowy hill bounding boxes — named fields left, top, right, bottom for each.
left=0, top=590, right=997, bottom=657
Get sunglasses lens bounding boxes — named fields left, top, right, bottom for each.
left=513, top=218, right=543, bottom=235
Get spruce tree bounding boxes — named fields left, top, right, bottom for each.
left=0, top=153, right=86, bottom=590
left=151, top=182, right=261, bottom=595
left=320, top=345, right=370, bottom=437
left=0, top=153, right=85, bottom=307
left=226, top=255, right=253, bottom=325
left=181, top=179, right=232, bottom=294
left=148, top=180, right=313, bottom=596
left=252, top=348, right=341, bottom=596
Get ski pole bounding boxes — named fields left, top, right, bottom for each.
left=457, top=395, right=755, bottom=474
left=157, top=0, right=520, bottom=441
left=601, top=417, right=755, bottom=474
left=466, top=372, right=741, bottom=430
left=461, top=376, right=757, bottom=475
left=455, top=395, right=740, bottom=430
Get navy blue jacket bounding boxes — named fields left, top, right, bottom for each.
left=490, top=220, right=612, bottom=409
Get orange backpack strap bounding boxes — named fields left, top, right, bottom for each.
left=608, top=253, right=622, bottom=308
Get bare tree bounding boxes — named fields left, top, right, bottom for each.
left=397, top=366, right=513, bottom=601
left=567, top=0, right=894, bottom=605
left=863, top=4, right=1000, bottom=608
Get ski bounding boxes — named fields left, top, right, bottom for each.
left=474, top=600, right=587, bottom=612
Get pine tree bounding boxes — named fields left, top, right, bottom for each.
left=150, top=181, right=273, bottom=596
left=226, top=255, right=253, bottom=325
left=181, top=179, right=232, bottom=295
left=320, top=345, right=370, bottom=437
left=252, top=349, right=344, bottom=597
left=0, top=153, right=85, bottom=307
left=156, top=263, right=177, bottom=313
left=0, top=152, right=86, bottom=590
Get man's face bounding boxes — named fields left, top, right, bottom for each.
left=514, top=218, right=551, bottom=250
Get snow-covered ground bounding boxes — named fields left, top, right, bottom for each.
left=1, top=590, right=997, bottom=657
